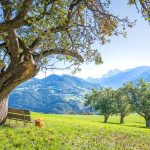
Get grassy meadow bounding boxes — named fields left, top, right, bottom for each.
left=0, top=113, right=150, bottom=150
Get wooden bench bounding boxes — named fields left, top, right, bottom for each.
left=6, top=108, right=32, bottom=125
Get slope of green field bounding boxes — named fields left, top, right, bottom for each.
left=0, top=113, right=150, bottom=150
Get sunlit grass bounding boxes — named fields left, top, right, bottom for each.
left=0, top=113, right=149, bottom=149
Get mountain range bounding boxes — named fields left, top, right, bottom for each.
left=87, top=66, right=150, bottom=88
left=9, top=66, right=150, bottom=114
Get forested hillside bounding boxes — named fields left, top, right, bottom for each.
left=9, top=75, right=94, bottom=113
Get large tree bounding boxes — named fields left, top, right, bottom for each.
left=124, top=80, right=150, bottom=128
left=85, top=88, right=116, bottom=123
left=0, top=0, right=135, bottom=123
left=115, top=87, right=131, bottom=124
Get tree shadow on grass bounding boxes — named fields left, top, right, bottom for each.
left=104, top=122, right=147, bottom=129
left=1, top=120, right=34, bottom=128
left=0, top=123, right=19, bottom=128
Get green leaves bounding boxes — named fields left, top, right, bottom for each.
left=126, top=80, right=150, bottom=115
left=0, top=0, right=136, bottom=73
left=0, top=59, right=4, bottom=68
left=85, top=79, right=150, bottom=126
left=115, top=87, right=132, bottom=119
left=119, top=80, right=150, bottom=127
left=85, top=88, right=116, bottom=117
left=128, top=0, right=150, bottom=23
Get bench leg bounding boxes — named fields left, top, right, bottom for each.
left=0, top=118, right=6, bottom=126
left=24, top=121, right=27, bottom=126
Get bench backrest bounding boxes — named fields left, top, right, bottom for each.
left=7, top=108, right=31, bottom=121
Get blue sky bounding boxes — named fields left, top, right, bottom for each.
left=37, top=1, right=150, bottom=79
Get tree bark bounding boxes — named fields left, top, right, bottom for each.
left=104, top=115, right=109, bottom=123
left=145, top=116, right=150, bottom=128
left=120, top=115, right=125, bottom=124
left=0, top=53, right=38, bottom=123
left=0, top=97, right=8, bottom=125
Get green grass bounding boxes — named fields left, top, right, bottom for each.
left=0, top=113, right=150, bottom=150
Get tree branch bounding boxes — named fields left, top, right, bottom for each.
left=7, top=30, right=20, bottom=65
left=30, top=37, right=42, bottom=51
left=0, top=0, right=32, bottom=33
left=29, top=0, right=82, bottom=51
left=0, top=43, right=7, bottom=49
left=34, top=48, right=84, bottom=63
left=18, top=37, right=30, bottom=53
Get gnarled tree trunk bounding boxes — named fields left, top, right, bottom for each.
left=0, top=97, right=8, bottom=125
left=0, top=53, right=38, bottom=124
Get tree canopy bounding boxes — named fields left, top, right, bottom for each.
left=85, top=87, right=132, bottom=124
left=85, top=79, right=150, bottom=127
left=85, top=88, right=116, bottom=123
left=115, top=87, right=131, bottom=123
left=0, top=0, right=135, bottom=74
left=129, top=0, right=150, bottom=22
left=124, top=80, right=150, bottom=127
